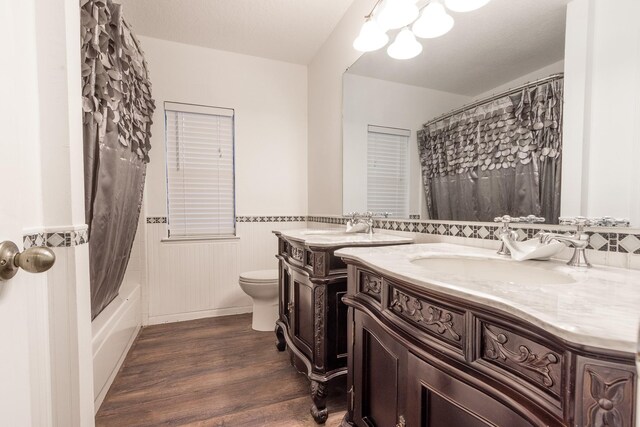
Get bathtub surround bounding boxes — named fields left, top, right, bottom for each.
left=81, top=0, right=156, bottom=320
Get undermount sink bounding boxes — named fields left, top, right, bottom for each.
left=410, top=255, right=576, bottom=285
left=301, top=230, right=350, bottom=236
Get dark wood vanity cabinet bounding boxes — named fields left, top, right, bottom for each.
left=273, top=232, right=410, bottom=424
left=341, top=264, right=637, bottom=427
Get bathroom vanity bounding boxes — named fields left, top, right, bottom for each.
left=273, top=229, right=413, bottom=423
left=336, top=243, right=639, bottom=427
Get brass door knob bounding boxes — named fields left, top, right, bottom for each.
left=0, top=241, right=56, bottom=281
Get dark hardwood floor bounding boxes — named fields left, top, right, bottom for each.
left=96, top=314, right=347, bottom=426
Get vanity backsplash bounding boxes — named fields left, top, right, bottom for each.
left=307, top=215, right=640, bottom=270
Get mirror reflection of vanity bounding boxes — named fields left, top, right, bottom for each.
left=342, top=0, right=640, bottom=226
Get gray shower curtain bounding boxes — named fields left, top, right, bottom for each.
left=81, top=0, right=155, bottom=319
left=417, top=78, right=563, bottom=223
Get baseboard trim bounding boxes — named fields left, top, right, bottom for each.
left=147, top=305, right=253, bottom=325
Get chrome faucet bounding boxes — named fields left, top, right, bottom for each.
left=538, top=217, right=592, bottom=268
left=345, top=212, right=376, bottom=235
left=494, top=215, right=520, bottom=256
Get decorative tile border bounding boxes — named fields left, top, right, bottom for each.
left=146, top=216, right=307, bottom=224
left=144, top=214, right=640, bottom=255
left=146, top=217, right=167, bottom=224
left=236, top=216, right=306, bottom=223
left=307, top=216, right=348, bottom=225
left=307, top=216, right=640, bottom=255
left=23, top=229, right=89, bottom=249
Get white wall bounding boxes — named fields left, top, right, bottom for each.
left=141, top=36, right=308, bottom=217
left=342, top=74, right=471, bottom=216
left=138, top=37, right=309, bottom=322
left=473, top=60, right=565, bottom=100
left=562, top=0, right=640, bottom=225
left=308, top=0, right=372, bottom=215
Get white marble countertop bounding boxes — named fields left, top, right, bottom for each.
left=335, top=243, right=640, bottom=354
left=273, top=228, right=414, bottom=248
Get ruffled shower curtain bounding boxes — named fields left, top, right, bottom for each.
left=417, top=78, right=563, bottom=223
left=81, top=0, right=155, bottom=319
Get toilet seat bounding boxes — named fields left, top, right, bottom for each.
left=239, top=269, right=278, bottom=283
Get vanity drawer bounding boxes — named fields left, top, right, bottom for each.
left=288, top=242, right=305, bottom=266
left=477, top=320, right=564, bottom=399
left=356, top=269, right=383, bottom=304
left=387, top=285, right=465, bottom=351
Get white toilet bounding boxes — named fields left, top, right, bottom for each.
left=239, top=269, right=279, bottom=331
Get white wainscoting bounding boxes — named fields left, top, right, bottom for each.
left=146, top=220, right=305, bottom=325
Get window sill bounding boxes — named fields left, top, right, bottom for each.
left=161, top=235, right=240, bottom=244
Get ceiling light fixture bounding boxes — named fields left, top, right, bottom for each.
left=353, top=0, right=490, bottom=60
left=376, top=0, right=420, bottom=30
left=387, top=27, right=423, bottom=59
left=412, top=2, right=454, bottom=39
left=353, top=18, right=390, bottom=52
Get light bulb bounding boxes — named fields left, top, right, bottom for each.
left=412, top=2, right=454, bottom=39
left=353, top=19, right=389, bottom=52
left=376, top=0, right=420, bottom=31
left=387, top=28, right=423, bottom=60
left=444, top=0, right=491, bottom=13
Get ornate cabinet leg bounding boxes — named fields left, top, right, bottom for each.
left=310, top=380, right=329, bottom=424
left=275, top=323, right=286, bottom=352
left=340, top=413, right=354, bottom=426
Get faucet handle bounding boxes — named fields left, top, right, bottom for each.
left=559, top=216, right=591, bottom=226
left=519, top=215, right=545, bottom=224
left=590, top=216, right=631, bottom=227
left=494, top=215, right=520, bottom=225
left=559, top=216, right=595, bottom=234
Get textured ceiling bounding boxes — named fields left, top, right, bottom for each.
left=347, top=0, right=570, bottom=96
left=118, top=0, right=355, bottom=64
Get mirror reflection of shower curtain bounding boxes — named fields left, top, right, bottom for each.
left=418, top=79, right=562, bottom=223
left=82, top=0, right=155, bottom=319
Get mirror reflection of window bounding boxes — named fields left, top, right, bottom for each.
left=367, top=125, right=410, bottom=218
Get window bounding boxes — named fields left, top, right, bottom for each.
left=366, top=125, right=410, bottom=218
left=165, top=102, right=235, bottom=238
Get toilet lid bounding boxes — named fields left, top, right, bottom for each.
left=239, top=269, right=278, bottom=283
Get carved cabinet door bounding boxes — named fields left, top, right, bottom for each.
left=290, top=268, right=314, bottom=360
left=406, top=353, right=534, bottom=427
left=352, top=310, right=408, bottom=427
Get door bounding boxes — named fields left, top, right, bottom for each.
left=406, top=353, right=534, bottom=427
left=1, top=0, right=57, bottom=424
left=353, top=310, right=407, bottom=427
left=290, top=268, right=314, bottom=359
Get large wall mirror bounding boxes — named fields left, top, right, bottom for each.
left=343, top=0, right=570, bottom=222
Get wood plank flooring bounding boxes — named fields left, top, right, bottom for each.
left=96, top=314, right=347, bottom=426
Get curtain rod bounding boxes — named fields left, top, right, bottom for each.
left=423, top=72, right=564, bottom=128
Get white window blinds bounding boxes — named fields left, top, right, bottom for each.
left=165, top=102, right=235, bottom=238
left=367, top=125, right=410, bottom=218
